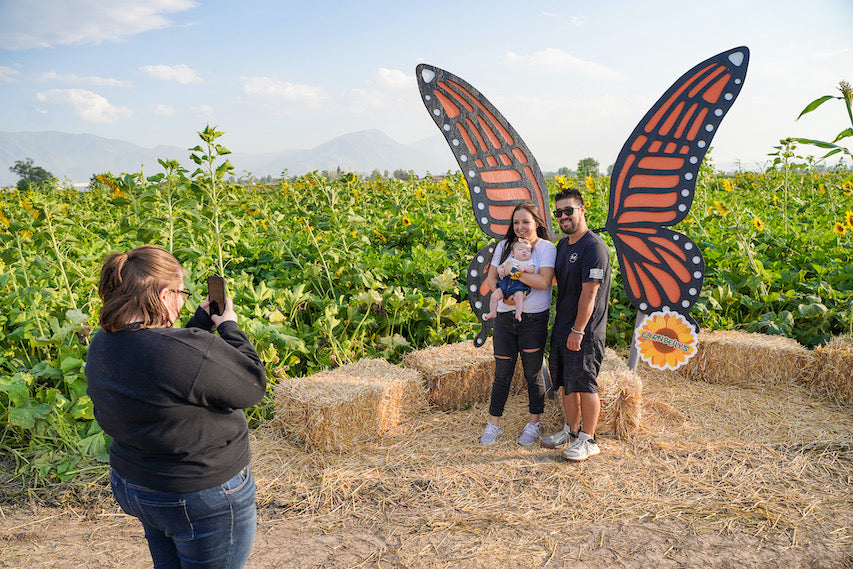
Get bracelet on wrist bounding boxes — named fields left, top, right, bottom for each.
left=571, top=328, right=585, bottom=335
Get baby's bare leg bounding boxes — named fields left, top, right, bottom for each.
left=484, top=289, right=504, bottom=320
left=512, top=291, right=525, bottom=321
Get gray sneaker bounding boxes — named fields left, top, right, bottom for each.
left=517, top=422, right=541, bottom=446
left=562, top=437, right=600, bottom=461
left=540, top=426, right=577, bottom=449
left=480, top=422, right=503, bottom=445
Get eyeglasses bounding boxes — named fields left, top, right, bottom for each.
left=170, top=289, right=191, bottom=298
left=553, top=206, right=582, bottom=218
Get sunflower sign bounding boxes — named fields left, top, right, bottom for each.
left=634, top=309, right=698, bottom=370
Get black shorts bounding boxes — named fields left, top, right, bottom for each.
left=549, top=335, right=604, bottom=394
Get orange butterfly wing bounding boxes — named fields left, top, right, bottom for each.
left=417, top=64, right=551, bottom=239
left=606, top=47, right=749, bottom=318
left=417, top=64, right=553, bottom=345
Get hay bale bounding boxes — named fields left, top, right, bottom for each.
left=545, top=348, right=641, bottom=439
left=803, top=335, right=853, bottom=404
left=678, top=330, right=811, bottom=387
left=601, top=347, right=629, bottom=373
left=597, top=368, right=643, bottom=438
left=272, top=359, right=426, bottom=451
left=402, top=337, right=524, bottom=411
left=597, top=349, right=640, bottom=438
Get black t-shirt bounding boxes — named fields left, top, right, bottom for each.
left=552, top=230, right=612, bottom=341
left=86, top=307, right=266, bottom=493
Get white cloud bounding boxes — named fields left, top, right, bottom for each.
left=140, top=64, right=202, bottom=84
left=41, top=71, right=131, bottom=87
left=0, top=0, right=198, bottom=50
left=376, top=68, right=410, bottom=90
left=242, top=77, right=327, bottom=111
left=342, top=86, right=409, bottom=115
left=327, top=68, right=411, bottom=115
left=192, top=105, right=214, bottom=118
left=0, top=66, right=21, bottom=82
left=154, top=104, right=175, bottom=115
left=36, top=88, right=133, bottom=123
left=808, top=48, right=851, bottom=60
left=504, top=48, right=622, bottom=80
left=570, top=16, right=585, bottom=26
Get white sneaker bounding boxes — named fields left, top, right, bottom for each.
left=540, top=426, right=577, bottom=449
left=517, top=422, right=541, bottom=446
left=480, top=422, right=503, bottom=445
left=561, top=437, right=600, bottom=461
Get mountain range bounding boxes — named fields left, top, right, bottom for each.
left=0, top=130, right=459, bottom=187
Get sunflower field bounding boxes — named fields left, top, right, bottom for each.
left=0, top=125, right=851, bottom=487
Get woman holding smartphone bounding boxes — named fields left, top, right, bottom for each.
left=86, top=245, right=266, bottom=569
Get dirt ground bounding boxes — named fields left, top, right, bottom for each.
left=2, top=361, right=852, bottom=568
left=1, top=504, right=851, bottom=568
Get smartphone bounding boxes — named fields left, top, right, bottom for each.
left=207, top=275, right=226, bottom=316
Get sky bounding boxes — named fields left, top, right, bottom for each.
left=1, top=0, right=852, bottom=174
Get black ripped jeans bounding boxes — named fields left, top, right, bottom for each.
left=488, top=309, right=549, bottom=417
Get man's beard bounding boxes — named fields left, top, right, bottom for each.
left=560, top=220, right=577, bottom=235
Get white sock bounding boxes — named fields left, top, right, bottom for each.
left=578, top=431, right=592, bottom=442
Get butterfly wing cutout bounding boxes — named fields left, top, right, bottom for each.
left=606, top=46, right=749, bottom=321
left=417, top=63, right=552, bottom=344
left=417, top=64, right=551, bottom=238
left=466, top=242, right=497, bottom=347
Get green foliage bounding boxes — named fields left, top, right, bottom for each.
left=0, top=130, right=483, bottom=487
left=790, top=80, right=853, bottom=176
left=0, top=125, right=851, bottom=489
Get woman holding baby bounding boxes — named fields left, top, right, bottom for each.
left=479, top=201, right=556, bottom=446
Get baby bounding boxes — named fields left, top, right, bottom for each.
left=484, top=238, right=534, bottom=321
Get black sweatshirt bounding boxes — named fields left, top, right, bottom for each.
left=86, top=307, right=267, bottom=492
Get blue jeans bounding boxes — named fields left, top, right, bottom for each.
left=110, top=466, right=257, bottom=569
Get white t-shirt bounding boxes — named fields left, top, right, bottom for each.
left=490, top=238, right=556, bottom=314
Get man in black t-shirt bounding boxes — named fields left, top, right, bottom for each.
left=541, top=188, right=611, bottom=461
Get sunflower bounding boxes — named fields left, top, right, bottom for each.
left=554, top=175, right=573, bottom=191
left=635, top=311, right=697, bottom=370
left=21, top=198, right=39, bottom=218
left=585, top=176, right=595, bottom=193
left=723, top=179, right=733, bottom=192
left=753, top=217, right=764, bottom=231
left=95, top=174, right=119, bottom=192
left=846, top=210, right=853, bottom=230
left=401, top=216, right=412, bottom=227
left=834, top=222, right=846, bottom=235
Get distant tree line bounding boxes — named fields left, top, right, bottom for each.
left=8, top=158, right=55, bottom=191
